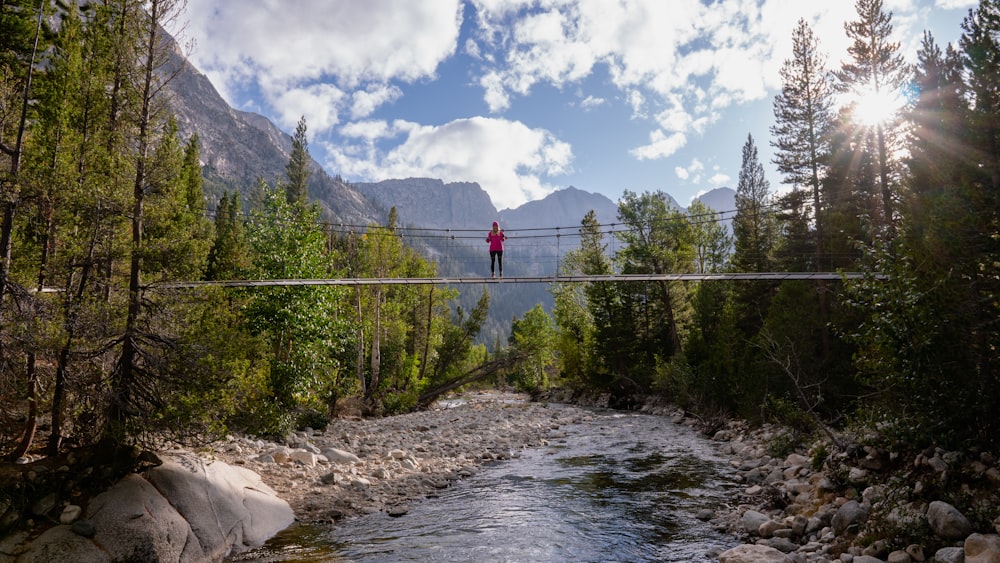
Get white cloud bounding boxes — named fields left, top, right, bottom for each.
left=675, top=158, right=705, bottom=182
left=710, top=172, right=731, bottom=187
left=350, top=85, right=403, bottom=120
left=630, top=129, right=687, bottom=161
left=579, top=95, right=605, bottom=110
left=934, top=0, right=976, bottom=8
left=325, top=117, right=573, bottom=210
left=184, top=0, right=462, bottom=118
left=268, top=83, right=346, bottom=132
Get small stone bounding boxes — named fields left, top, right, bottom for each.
left=59, top=504, right=82, bottom=524
left=386, top=504, right=409, bottom=517
left=30, top=493, right=57, bottom=517
left=71, top=519, right=96, bottom=538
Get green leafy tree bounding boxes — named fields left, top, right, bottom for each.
left=601, top=190, right=693, bottom=391
left=242, top=185, right=348, bottom=417
left=551, top=210, right=606, bottom=386
left=508, top=304, right=556, bottom=392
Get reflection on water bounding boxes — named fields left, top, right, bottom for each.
left=231, top=407, right=739, bottom=563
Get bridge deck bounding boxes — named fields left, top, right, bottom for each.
left=150, top=272, right=878, bottom=289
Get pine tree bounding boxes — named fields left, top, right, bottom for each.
left=731, top=133, right=777, bottom=346
left=732, top=134, right=775, bottom=274
left=834, top=0, right=910, bottom=232
left=285, top=115, right=311, bottom=206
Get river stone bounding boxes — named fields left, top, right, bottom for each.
left=29, top=493, right=57, bottom=517
left=15, top=525, right=107, bottom=563
left=832, top=500, right=868, bottom=536
left=718, top=544, right=794, bottom=562
left=322, top=448, right=361, bottom=464
left=70, top=519, right=95, bottom=538
left=86, top=473, right=195, bottom=562
left=966, top=533, right=1000, bottom=563
left=741, top=510, right=770, bottom=534
left=934, top=546, right=966, bottom=563
left=928, top=500, right=973, bottom=540
left=59, top=504, right=82, bottom=524
left=289, top=450, right=317, bottom=466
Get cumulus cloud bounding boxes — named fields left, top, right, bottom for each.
left=184, top=0, right=462, bottom=121
left=324, top=117, right=572, bottom=210
left=579, top=95, right=605, bottom=110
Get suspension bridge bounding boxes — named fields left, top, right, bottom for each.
left=149, top=271, right=879, bottom=289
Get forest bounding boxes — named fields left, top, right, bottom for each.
left=0, top=0, right=998, bottom=495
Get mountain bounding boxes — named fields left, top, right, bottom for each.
left=500, top=186, right=618, bottom=230
left=695, top=187, right=736, bottom=215
left=161, top=38, right=379, bottom=225
left=354, top=178, right=495, bottom=231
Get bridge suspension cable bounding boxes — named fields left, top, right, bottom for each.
left=150, top=272, right=881, bottom=290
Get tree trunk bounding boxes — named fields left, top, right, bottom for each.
left=368, top=285, right=382, bottom=399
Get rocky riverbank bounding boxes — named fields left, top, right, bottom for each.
left=631, top=398, right=1000, bottom=563
left=206, top=390, right=1000, bottom=562
left=207, top=391, right=598, bottom=525
left=9, top=390, right=998, bottom=562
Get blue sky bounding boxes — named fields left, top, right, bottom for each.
left=180, top=0, right=977, bottom=210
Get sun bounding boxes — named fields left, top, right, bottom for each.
left=850, top=84, right=906, bottom=127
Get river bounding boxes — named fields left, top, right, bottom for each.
left=231, top=405, right=741, bottom=562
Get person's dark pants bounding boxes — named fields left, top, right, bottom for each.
left=490, top=250, right=503, bottom=276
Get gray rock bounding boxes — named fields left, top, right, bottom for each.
left=29, top=493, right=56, bottom=517
left=933, top=546, right=965, bottom=563
left=70, top=519, right=95, bottom=538
left=742, top=510, right=770, bottom=534
left=321, top=447, right=362, bottom=464
left=927, top=500, right=973, bottom=540
left=17, top=454, right=293, bottom=563
left=832, top=500, right=868, bottom=536
left=719, top=544, right=794, bottom=563
left=759, top=537, right=799, bottom=553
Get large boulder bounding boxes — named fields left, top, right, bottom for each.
left=12, top=453, right=293, bottom=562
left=832, top=500, right=869, bottom=536
left=928, top=500, right=973, bottom=540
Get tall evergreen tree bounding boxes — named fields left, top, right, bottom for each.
left=731, top=133, right=777, bottom=339
left=109, top=0, right=188, bottom=444
left=732, top=134, right=775, bottom=274
left=285, top=115, right=311, bottom=206
left=834, top=0, right=910, bottom=232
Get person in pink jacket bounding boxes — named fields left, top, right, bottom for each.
left=486, top=221, right=506, bottom=278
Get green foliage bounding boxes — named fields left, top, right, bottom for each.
left=652, top=353, right=693, bottom=407
left=508, top=304, right=556, bottom=392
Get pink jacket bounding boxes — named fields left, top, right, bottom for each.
left=486, top=230, right=505, bottom=252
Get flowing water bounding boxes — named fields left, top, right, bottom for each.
left=232, top=406, right=741, bottom=562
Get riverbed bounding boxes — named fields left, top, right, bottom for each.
left=231, top=404, right=741, bottom=562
